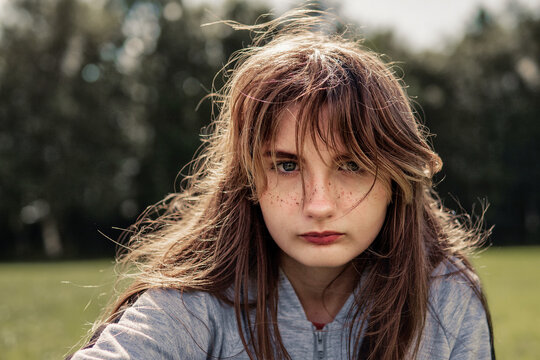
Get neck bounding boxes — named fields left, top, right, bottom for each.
left=281, top=254, right=359, bottom=324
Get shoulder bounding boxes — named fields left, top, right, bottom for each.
left=429, top=258, right=481, bottom=312
left=429, top=257, right=481, bottom=303
left=135, top=287, right=230, bottom=323
left=420, top=258, right=492, bottom=359
left=70, top=288, right=237, bottom=359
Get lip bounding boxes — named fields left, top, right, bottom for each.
left=300, top=231, right=344, bottom=245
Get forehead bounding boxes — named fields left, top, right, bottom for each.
left=272, top=107, right=298, bottom=147
left=269, top=106, right=347, bottom=154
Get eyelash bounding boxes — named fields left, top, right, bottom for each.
left=338, top=160, right=364, bottom=173
left=274, top=161, right=299, bottom=175
left=272, top=160, right=365, bottom=175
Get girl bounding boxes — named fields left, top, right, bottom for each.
left=70, top=9, right=494, bottom=360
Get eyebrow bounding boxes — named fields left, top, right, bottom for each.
left=263, top=150, right=298, bottom=160
left=263, top=150, right=358, bottom=162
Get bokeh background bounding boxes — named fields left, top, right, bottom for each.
left=1, top=0, right=539, bottom=358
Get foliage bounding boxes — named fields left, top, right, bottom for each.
left=417, top=7, right=540, bottom=245
left=366, top=6, right=540, bottom=245
left=0, top=0, right=267, bottom=259
left=0, top=1, right=539, bottom=259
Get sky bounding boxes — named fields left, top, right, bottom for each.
left=260, top=0, right=540, bottom=51
left=1, top=0, right=539, bottom=50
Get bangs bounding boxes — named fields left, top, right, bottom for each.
left=293, top=90, right=380, bottom=177
left=248, top=58, right=387, bottom=190
left=230, top=33, right=438, bottom=202
left=258, top=95, right=380, bottom=181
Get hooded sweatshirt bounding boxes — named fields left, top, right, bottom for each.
left=70, top=261, right=492, bottom=359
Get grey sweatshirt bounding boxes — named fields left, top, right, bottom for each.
left=70, top=262, right=492, bottom=359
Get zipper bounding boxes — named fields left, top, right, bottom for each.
left=315, top=330, right=325, bottom=360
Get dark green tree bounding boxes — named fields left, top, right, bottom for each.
left=400, top=7, right=540, bottom=245
left=0, top=0, right=268, bottom=259
left=0, top=0, right=133, bottom=258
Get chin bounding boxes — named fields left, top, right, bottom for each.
left=299, top=258, right=352, bottom=269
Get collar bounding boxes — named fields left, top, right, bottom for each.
left=276, top=269, right=357, bottom=331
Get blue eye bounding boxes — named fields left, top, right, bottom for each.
left=339, top=161, right=361, bottom=172
left=277, top=161, right=298, bottom=173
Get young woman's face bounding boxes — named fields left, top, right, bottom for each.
left=258, top=108, right=390, bottom=273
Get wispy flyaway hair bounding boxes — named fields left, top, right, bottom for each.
left=89, top=9, right=493, bottom=360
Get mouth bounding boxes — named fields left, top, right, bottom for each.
left=300, top=231, right=344, bottom=245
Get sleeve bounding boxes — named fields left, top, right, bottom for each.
left=427, top=262, right=493, bottom=360
left=447, top=285, right=492, bottom=360
left=69, top=288, right=217, bottom=360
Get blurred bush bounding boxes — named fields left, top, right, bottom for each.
left=391, top=7, right=540, bottom=246
left=0, top=0, right=538, bottom=259
left=0, top=0, right=268, bottom=259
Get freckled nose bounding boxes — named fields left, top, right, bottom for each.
left=303, top=179, right=336, bottom=219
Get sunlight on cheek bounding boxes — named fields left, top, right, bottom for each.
left=260, top=175, right=302, bottom=208
left=258, top=161, right=392, bottom=214
left=261, top=175, right=389, bottom=212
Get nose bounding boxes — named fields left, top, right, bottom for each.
left=302, top=175, right=336, bottom=220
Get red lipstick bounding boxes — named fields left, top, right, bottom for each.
left=300, top=231, right=343, bottom=245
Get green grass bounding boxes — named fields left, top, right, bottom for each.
left=472, top=247, right=540, bottom=360
left=1, top=247, right=539, bottom=359
left=0, top=260, right=116, bottom=359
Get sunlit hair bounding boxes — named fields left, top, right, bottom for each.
left=89, top=9, right=493, bottom=360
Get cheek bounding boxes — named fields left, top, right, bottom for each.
left=259, top=188, right=301, bottom=210
left=363, top=184, right=391, bottom=224
left=259, top=175, right=302, bottom=208
left=258, top=186, right=301, bottom=243
left=345, top=180, right=390, bottom=225
left=336, top=176, right=385, bottom=207
left=369, top=181, right=391, bottom=205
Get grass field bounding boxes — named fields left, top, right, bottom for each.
left=471, top=247, right=540, bottom=359
left=1, top=247, right=539, bottom=359
left=0, top=260, right=116, bottom=359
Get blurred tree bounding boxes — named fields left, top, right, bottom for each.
left=0, top=0, right=133, bottom=258
left=344, top=5, right=540, bottom=245
left=0, top=0, right=268, bottom=259
left=1, top=1, right=539, bottom=259
left=397, top=6, right=540, bottom=245
left=130, top=0, right=268, bottom=209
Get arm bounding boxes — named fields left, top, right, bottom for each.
left=431, top=260, right=493, bottom=360
left=70, top=289, right=216, bottom=360
left=447, top=286, right=492, bottom=360
left=420, top=259, right=493, bottom=360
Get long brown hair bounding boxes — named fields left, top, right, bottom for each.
left=91, top=9, right=494, bottom=360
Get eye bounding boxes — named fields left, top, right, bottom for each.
left=277, top=161, right=298, bottom=173
left=339, top=160, right=362, bottom=173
